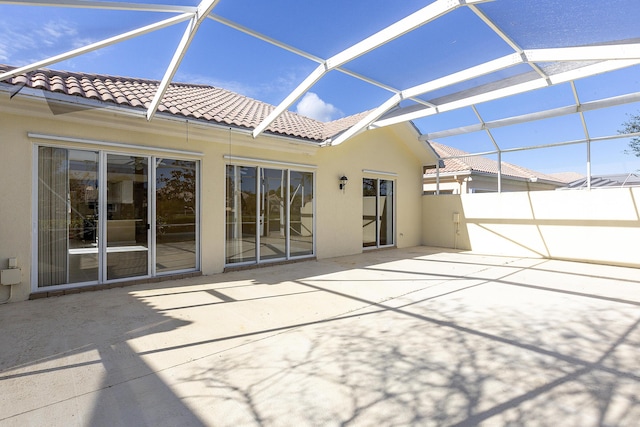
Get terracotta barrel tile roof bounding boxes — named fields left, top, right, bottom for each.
left=1, top=64, right=365, bottom=143
left=425, top=141, right=566, bottom=183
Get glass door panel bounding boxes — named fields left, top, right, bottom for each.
left=379, top=179, right=394, bottom=246
left=260, top=168, right=287, bottom=261
left=362, top=178, right=377, bottom=247
left=289, top=171, right=314, bottom=257
left=37, top=147, right=100, bottom=286
left=106, top=154, right=149, bottom=280
left=68, top=150, right=100, bottom=283
left=156, top=159, right=197, bottom=273
left=37, top=146, right=69, bottom=287
left=226, top=165, right=257, bottom=264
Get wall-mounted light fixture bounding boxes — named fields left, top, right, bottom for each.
left=339, top=175, right=348, bottom=190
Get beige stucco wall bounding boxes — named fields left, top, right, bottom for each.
left=0, top=90, right=431, bottom=302
left=314, top=124, right=426, bottom=258
left=422, top=189, right=640, bottom=268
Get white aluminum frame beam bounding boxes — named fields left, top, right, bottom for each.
left=326, top=94, right=403, bottom=146
left=420, top=90, right=640, bottom=140
left=334, top=38, right=640, bottom=146
left=208, top=13, right=434, bottom=110
left=207, top=13, right=323, bottom=64
left=430, top=131, right=640, bottom=161
left=471, top=105, right=502, bottom=192
left=330, top=53, right=524, bottom=146
left=146, top=0, right=222, bottom=120
left=571, top=81, right=592, bottom=190
left=252, top=0, right=491, bottom=139
left=524, top=43, right=640, bottom=62
left=0, top=12, right=193, bottom=82
left=374, top=59, right=640, bottom=129
left=468, top=4, right=549, bottom=82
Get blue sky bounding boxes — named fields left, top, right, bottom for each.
left=1, top=0, right=640, bottom=176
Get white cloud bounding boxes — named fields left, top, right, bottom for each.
left=39, top=21, right=78, bottom=46
left=0, top=21, right=37, bottom=63
left=295, top=92, right=343, bottom=122
left=0, top=19, right=85, bottom=65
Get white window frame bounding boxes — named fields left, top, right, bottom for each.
left=224, top=157, right=316, bottom=267
left=31, top=139, right=201, bottom=292
left=363, top=171, right=397, bottom=250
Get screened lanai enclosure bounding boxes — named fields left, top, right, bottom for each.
left=1, top=0, right=640, bottom=184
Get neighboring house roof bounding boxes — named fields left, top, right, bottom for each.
left=424, top=141, right=568, bottom=184
left=547, top=171, right=585, bottom=184
left=0, top=64, right=367, bottom=142
left=563, top=173, right=640, bottom=189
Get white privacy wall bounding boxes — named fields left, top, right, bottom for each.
left=422, top=188, right=640, bottom=268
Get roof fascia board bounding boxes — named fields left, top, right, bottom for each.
left=251, top=0, right=490, bottom=139
left=0, top=0, right=196, bottom=13
left=424, top=171, right=472, bottom=178
left=0, top=12, right=193, bottom=82
left=0, top=83, right=147, bottom=118
left=0, top=84, right=322, bottom=151
left=146, top=0, right=222, bottom=121
left=424, top=170, right=560, bottom=184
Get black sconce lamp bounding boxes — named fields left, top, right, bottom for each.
left=339, top=175, right=348, bottom=190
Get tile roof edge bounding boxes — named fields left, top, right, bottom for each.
left=0, top=63, right=336, bottom=142
left=424, top=140, right=568, bottom=183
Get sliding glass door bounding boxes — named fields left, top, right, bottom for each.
left=226, top=164, right=314, bottom=266
left=156, top=159, right=198, bottom=273
left=363, top=178, right=395, bottom=249
left=260, top=168, right=287, bottom=261
left=289, top=171, right=314, bottom=257
left=105, top=154, right=149, bottom=280
left=38, top=147, right=100, bottom=286
left=225, top=165, right=257, bottom=264
left=36, top=146, right=199, bottom=289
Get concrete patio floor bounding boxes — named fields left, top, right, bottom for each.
left=1, top=246, right=639, bottom=426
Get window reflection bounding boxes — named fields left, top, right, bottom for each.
left=156, top=159, right=197, bottom=273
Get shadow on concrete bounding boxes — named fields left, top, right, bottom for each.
left=1, top=247, right=640, bottom=425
